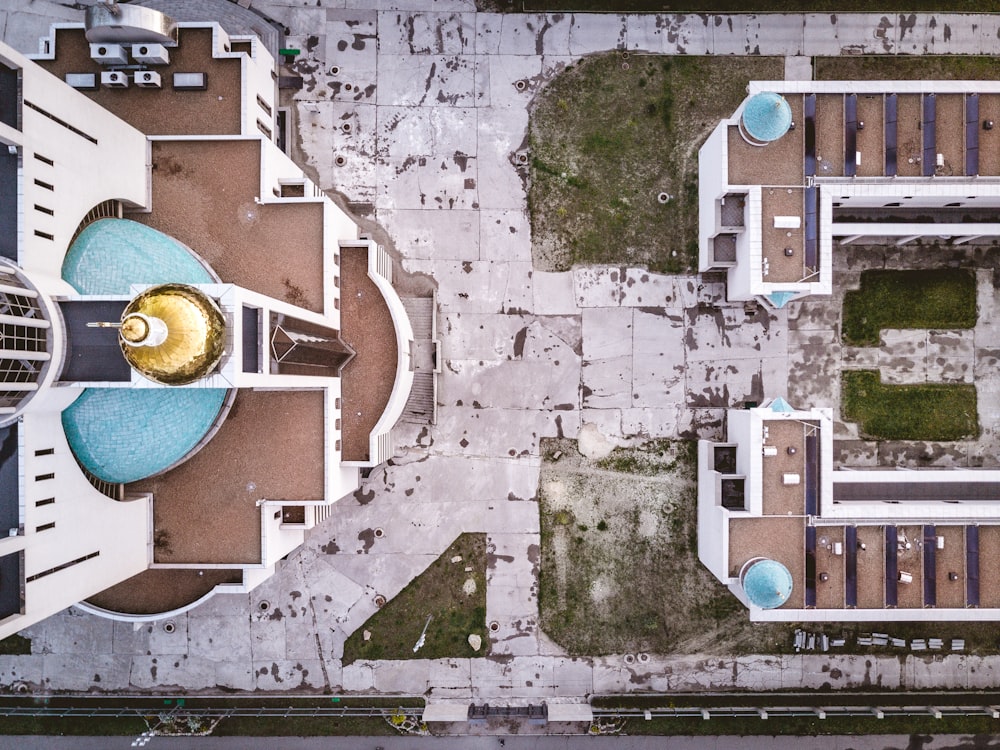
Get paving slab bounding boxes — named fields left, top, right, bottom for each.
left=531, top=272, right=578, bottom=316
left=253, top=659, right=326, bottom=691
left=621, top=407, right=681, bottom=438
left=802, top=13, right=844, bottom=56
left=378, top=11, right=475, bottom=56
left=379, top=208, right=480, bottom=260
left=29, top=610, right=114, bottom=655
left=478, top=208, right=531, bottom=262
left=129, top=654, right=217, bottom=690
left=569, top=13, right=626, bottom=56
left=631, top=308, right=687, bottom=406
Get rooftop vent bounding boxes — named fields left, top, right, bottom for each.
left=132, top=43, right=169, bottom=66
left=101, top=71, right=128, bottom=89
left=90, top=43, right=127, bottom=65
left=134, top=71, right=161, bottom=89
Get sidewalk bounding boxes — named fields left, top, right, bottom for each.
left=3, top=0, right=1000, bottom=697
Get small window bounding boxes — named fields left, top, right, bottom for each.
left=33, top=153, right=54, bottom=166
left=35, top=498, right=54, bottom=507
left=34, top=230, right=54, bottom=241
left=35, top=473, right=54, bottom=481
left=34, top=204, right=54, bottom=216
left=34, top=448, right=54, bottom=456
left=36, top=522, right=55, bottom=532
left=34, top=179, right=53, bottom=191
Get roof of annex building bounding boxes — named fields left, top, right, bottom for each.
left=699, top=79, right=1000, bottom=310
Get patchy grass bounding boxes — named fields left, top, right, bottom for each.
left=485, top=1, right=1000, bottom=11
left=0, top=634, right=30, bottom=655
left=342, top=534, right=488, bottom=664
left=841, top=269, right=977, bottom=347
left=842, top=370, right=978, bottom=441
left=618, top=714, right=1000, bottom=737
left=816, top=55, right=1000, bottom=81
left=539, top=438, right=792, bottom=655
left=528, top=54, right=781, bottom=273
left=213, top=716, right=398, bottom=737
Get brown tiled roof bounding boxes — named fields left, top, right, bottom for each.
left=34, top=27, right=243, bottom=136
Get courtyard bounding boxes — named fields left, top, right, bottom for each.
left=5, top=0, right=1000, bottom=712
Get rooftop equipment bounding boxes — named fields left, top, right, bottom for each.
left=134, top=71, right=161, bottom=88
left=132, top=43, right=169, bottom=65
left=90, top=43, right=128, bottom=65
left=100, top=71, right=128, bottom=89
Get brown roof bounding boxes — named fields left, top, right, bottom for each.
left=34, top=26, right=243, bottom=136
left=339, top=245, right=399, bottom=463
left=135, top=139, right=326, bottom=313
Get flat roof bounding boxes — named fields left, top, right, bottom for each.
left=339, top=245, right=398, bottom=463
left=34, top=26, right=243, bottom=136
left=134, top=139, right=326, bottom=313
left=129, top=388, right=325, bottom=565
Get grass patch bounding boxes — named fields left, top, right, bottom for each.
left=816, top=55, right=1000, bottom=81
left=528, top=54, right=781, bottom=273
left=212, top=716, right=397, bottom=737
left=538, top=439, right=793, bottom=655
left=0, top=716, right=148, bottom=735
left=0, top=634, right=30, bottom=655
left=842, top=370, right=978, bottom=441
left=841, top=269, right=977, bottom=347
left=486, top=1, right=1000, bottom=11
left=342, top=533, right=487, bottom=664
left=619, top=714, right=1000, bottom=737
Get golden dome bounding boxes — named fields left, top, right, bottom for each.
left=119, top=283, right=226, bottom=385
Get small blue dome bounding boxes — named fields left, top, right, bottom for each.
left=742, top=559, right=793, bottom=609
left=62, top=219, right=216, bottom=295
left=742, top=92, right=792, bottom=143
left=62, top=388, right=227, bottom=484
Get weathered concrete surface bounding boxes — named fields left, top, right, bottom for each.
left=4, top=0, right=1000, bottom=699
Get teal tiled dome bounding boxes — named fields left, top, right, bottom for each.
left=62, top=388, right=227, bottom=484
left=741, top=558, right=793, bottom=609
left=742, top=92, right=792, bottom=143
left=60, top=219, right=227, bottom=484
left=62, top=218, right=216, bottom=294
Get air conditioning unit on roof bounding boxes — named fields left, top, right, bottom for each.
left=135, top=71, right=161, bottom=88
left=132, top=43, right=170, bottom=65
left=101, top=71, right=128, bottom=89
left=90, top=43, right=127, bottom=65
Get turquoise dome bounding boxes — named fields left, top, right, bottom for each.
left=62, top=218, right=216, bottom=294
left=62, top=388, right=227, bottom=484
left=742, top=92, right=792, bottom=143
left=60, top=219, right=227, bottom=484
left=742, top=559, right=793, bottom=609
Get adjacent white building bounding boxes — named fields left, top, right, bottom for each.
left=698, top=82, right=1000, bottom=620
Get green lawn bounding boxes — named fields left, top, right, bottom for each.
left=841, top=269, right=977, bottom=347
left=841, top=370, right=978, bottom=441
left=528, top=54, right=781, bottom=273
left=342, top=533, right=487, bottom=664
left=486, top=1, right=1000, bottom=11
left=816, top=55, right=1000, bottom=81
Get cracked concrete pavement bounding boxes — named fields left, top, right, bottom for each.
left=5, top=0, right=1000, bottom=700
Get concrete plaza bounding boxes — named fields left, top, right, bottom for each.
left=2, top=0, right=1000, bottom=703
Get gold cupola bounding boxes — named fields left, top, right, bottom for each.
left=118, top=283, right=226, bottom=385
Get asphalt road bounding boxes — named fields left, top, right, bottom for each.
left=3, top=736, right=1000, bottom=750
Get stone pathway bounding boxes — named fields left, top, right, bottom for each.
left=4, top=0, right=1000, bottom=698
